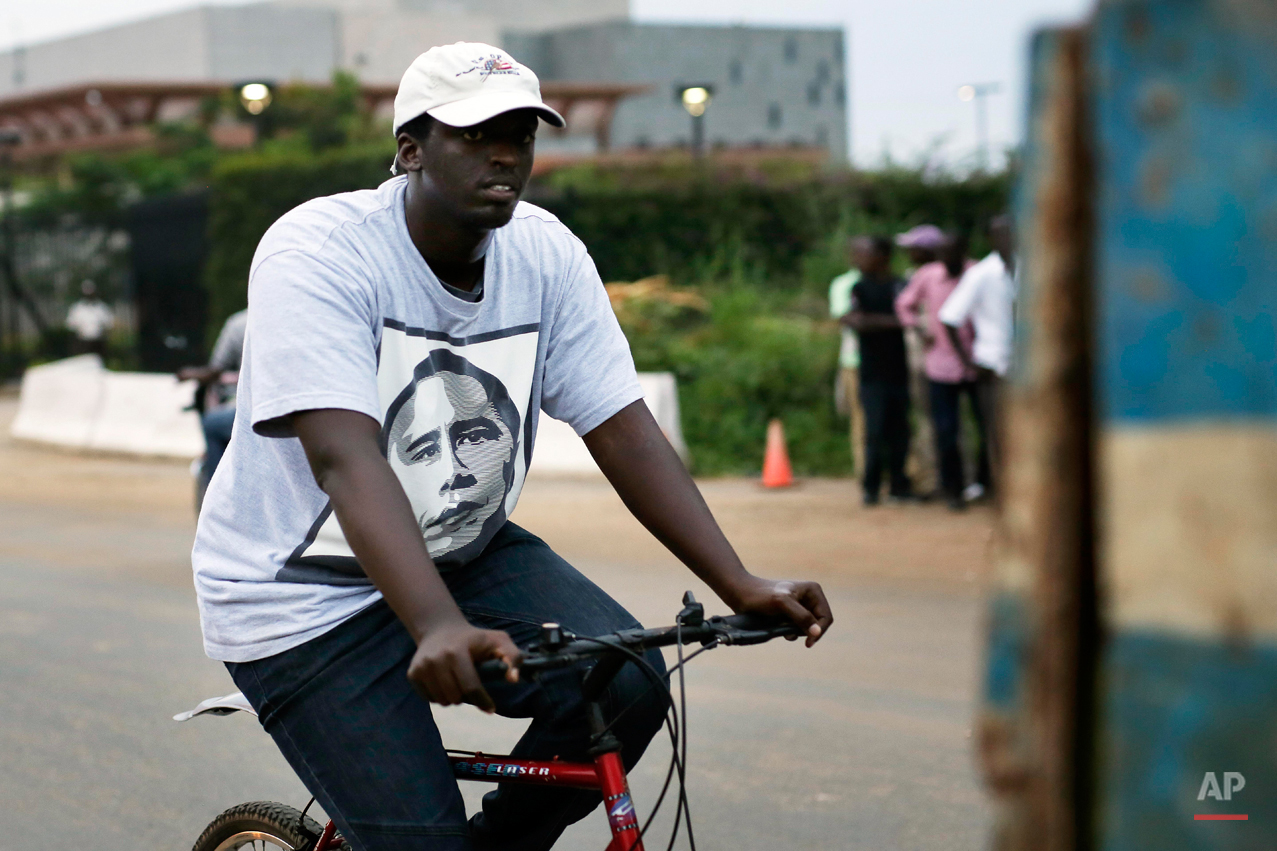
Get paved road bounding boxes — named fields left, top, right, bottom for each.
left=0, top=425, right=993, bottom=849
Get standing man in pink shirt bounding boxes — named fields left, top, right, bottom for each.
left=895, top=233, right=990, bottom=510
left=894, top=225, right=945, bottom=499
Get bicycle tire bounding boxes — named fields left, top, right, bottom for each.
left=191, top=800, right=350, bottom=851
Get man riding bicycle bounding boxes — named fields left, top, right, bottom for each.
left=192, top=43, right=833, bottom=851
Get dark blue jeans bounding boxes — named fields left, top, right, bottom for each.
left=201, top=406, right=235, bottom=482
left=928, top=380, right=990, bottom=499
left=227, top=522, right=668, bottom=851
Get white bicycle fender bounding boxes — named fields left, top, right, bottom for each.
left=173, top=691, right=257, bottom=721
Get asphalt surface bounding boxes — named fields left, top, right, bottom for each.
left=0, top=419, right=994, bottom=849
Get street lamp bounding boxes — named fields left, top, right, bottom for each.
left=238, top=82, right=273, bottom=116
left=958, top=82, right=1002, bottom=172
left=677, top=84, right=714, bottom=157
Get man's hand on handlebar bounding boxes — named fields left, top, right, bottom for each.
left=176, top=365, right=221, bottom=384
left=726, top=577, right=834, bottom=648
left=407, top=620, right=522, bottom=713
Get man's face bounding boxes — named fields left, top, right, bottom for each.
left=401, top=110, right=538, bottom=230
left=906, top=247, right=935, bottom=267
left=388, top=370, right=515, bottom=558
left=852, top=239, right=886, bottom=275
left=990, top=219, right=1016, bottom=260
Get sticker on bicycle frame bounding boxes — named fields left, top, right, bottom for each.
left=608, top=794, right=638, bottom=830
left=453, top=761, right=552, bottom=778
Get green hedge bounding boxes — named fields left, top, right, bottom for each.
left=529, top=165, right=1010, bottom=289
left=624, top=288, right=849, bottom=476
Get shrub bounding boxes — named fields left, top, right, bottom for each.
left=622, top=286, right=850, bottom=477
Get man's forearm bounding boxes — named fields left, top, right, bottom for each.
left=845, top=312, right=903, bottom=331
left=177, top=365, right=220, bottom=383
left=582, top=401, right=756, bottom=608
left=293, top=409, right=465, bottom=642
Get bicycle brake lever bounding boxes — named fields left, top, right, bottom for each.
left=677, top=590, right=705, bottom=628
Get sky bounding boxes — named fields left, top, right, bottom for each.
left=2, top=0, right=1094, bottom=167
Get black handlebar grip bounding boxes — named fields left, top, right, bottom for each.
left=718, top=612, right=796, bottom=633
left=476, top=659, right=510, bottom=682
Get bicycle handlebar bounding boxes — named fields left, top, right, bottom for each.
left=476, top=611, right=801, bottom=683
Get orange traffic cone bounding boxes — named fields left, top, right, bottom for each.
left=761, top=419, right=794, bottom=488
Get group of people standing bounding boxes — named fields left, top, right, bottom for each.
left=830, top=216, right=1016, bottom=509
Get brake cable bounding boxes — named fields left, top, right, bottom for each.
left=666, top=620, right=697, bottom=851
left=597, top=639, right=720, bottom=739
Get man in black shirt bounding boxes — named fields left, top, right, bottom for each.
left=841, top=236, right=912, bottom=505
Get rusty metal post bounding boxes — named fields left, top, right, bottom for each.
left=978, top=25, right=1097, bottom=851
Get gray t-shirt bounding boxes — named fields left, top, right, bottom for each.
left=192, top=176, right=642, bottom=662
left=209, top=309, right=248, bottom=371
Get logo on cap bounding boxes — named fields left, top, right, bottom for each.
left=458, top=54, right=520, bottom=79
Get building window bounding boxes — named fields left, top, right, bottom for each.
left=767, top=103, right=783, bottom=128
left=784, top=38, right=798, bottom=63
left=807, top=82, right=821, bottom=106
left=729, top=59, right=743, bottom=85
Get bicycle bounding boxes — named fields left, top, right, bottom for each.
left=176, top=592, right=801, bottom=851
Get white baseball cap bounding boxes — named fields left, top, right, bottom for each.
left=393, top=42, right=566, bottom=135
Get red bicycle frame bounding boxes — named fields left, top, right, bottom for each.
left=311, top=750, right=643, bottom=851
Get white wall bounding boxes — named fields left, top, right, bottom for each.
left=339, top=9, right=500, bottom=84
left=452, top=0, right=630, bottom=32
left=207, top=4, right=339, bottom=82
left=0, top=8, right=210, bottom=98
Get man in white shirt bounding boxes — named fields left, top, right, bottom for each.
left=65, top=280, right=114, bottom=357
left=938, top=215, right=1015, bottom=496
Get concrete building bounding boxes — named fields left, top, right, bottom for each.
left=0, top=0, right=628, bottom=98
left=0, top=1, right=847, bottom=161
left=506, top=22, right=846, bottom=160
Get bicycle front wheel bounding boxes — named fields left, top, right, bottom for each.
left=191, top=801, right=330, bottom=851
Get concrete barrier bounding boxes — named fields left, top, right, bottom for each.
left=10, top=355, right=108, bottom=449
left=530, top=372, right=689, bottom=475
left=86, top=371, right=204, bottom=457
left=10, top=356, right=203, bottom=459
left=12, top=359, right=688, bottom=471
